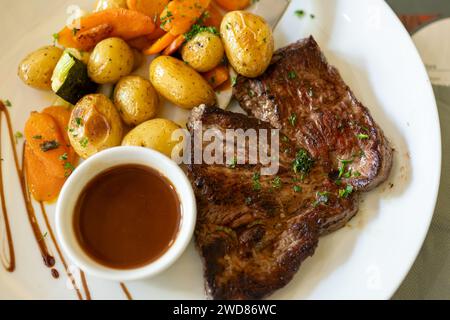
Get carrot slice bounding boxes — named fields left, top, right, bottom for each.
left=24, top=112, right=70, bottom=178
left=24, top=144, right=67, bottom=202
left=58, top=8, right=156, bottom=51
left=42, top=106, right=78, bottom=163
left=143, top=32, right=177, bottom=55
left=204, top=2, right=223, bottom=28
left=24, top=107, right=79, bottom=202
left=203, top=65, right=229, bottom=89
left=214, top=0, right=250, bottom=11
left=147, top=26, right=167, bottom=40
left=42, top=107, right=71, bottom=145
left=128, top=25, right=168, bottom=49
left=163, top=34, right=186, bottom=55
left=127, top=0, right=169, bottom=20
left=160, top=0, right=211, bottom=35
left=74, top=23, right=114, bottom=51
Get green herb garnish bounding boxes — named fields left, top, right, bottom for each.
left=32, top=135, right=42, bottom=140
left=288, top=113, right=297, bottom=126
left=343, top=168, right=353, bottom=179
left=40, top=140, right=60, bottom=152
left=295, top=10, right=305, bottom=17
left=197, top=10, right=210, bottom=24
left=357, top=133, right=369, bottom=140
left=39, top=232, right=48, bottom=242
left=252, top=172, right=261, bottom=191
left=4, top=99, right=12, bottom=107
left=292, top=149, right=314, bottom=176
left=288, top=71, right=297, bottom=79
left=184, top=24, right=219, bottom=41
left=293, top=185, right=302, bottom=193
left=338, top=185, right=354, bottom=198
left=52, top=33, right=59, bottom=45
left=228, top=157, right=237, bottom=169
left=272, top=176, right=282, bottom=189
left=14, top=132, right=23, bottom=144
left=338, top=158, right=353, bottom=178
left=231, top=76, right=237, bottom=87
left=64, top=162, right=74, bottom=170
left=314, top=191, right=329, bottom=206
left=64, top=162, right=75, bottom=177
left=79, top=137, right=88, bottom=148
left=59, top=153, right=68, bottom=161
left=75, top=117, right=83, bottom=126
left=160, top=10, right=173, bottom=27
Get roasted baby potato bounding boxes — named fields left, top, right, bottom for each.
left=88, top=37, right=134, bottom=84
left=68, top=94, right=123, bottom=159
left=149, top=56, right=216, bottom=109
left=220, top=11, right=274, bottom=78
left=18, top=46, right=63, bottom=90
left=94, top=0, right=128, bottom=11
left=122, top=118, right=182, bottom=157
left=113, top=75, right=159, bottom=126
left=181, top=31, right=224, bottom=72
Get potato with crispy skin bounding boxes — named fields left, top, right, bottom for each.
left=181, top=31, right=224, bottom=72
left=88, top=37, right=134, bottom=84
left=114, top=76, right=159, bottom=126
left=122, top=119, right=181, bottom=157
left=149, top=56, right=216, bottom=109
left=220, top=11, right=274, bottom=78
left=68, top=94, right=123, bottom=159
left=18, top=46, right=63, bottom=90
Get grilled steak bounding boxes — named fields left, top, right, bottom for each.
left=187, top=105, right=358, bottom=299
left=234, top=36, right=393, bottom=191
left=187, top=37, right=392, bottom=300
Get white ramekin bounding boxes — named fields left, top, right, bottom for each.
left=55, top=146, right=196, bottom=281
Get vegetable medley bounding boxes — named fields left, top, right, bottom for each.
left=16, top=0, right=275, bottom=202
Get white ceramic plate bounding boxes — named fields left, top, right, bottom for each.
left=0, top=0, right=441, bottom=300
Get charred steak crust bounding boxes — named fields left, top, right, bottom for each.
left=234, top=36, right=393, bottom=192
left=187, top=105, right=358, bottom=300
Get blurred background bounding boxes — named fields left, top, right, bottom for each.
left=387, top=0, right=450, bottom=300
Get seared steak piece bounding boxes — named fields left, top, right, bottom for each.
left=187, top=105, right=358, bottom=299
left=188, top=37, right=392, bottom=300
left=234, top=36, right=393, bottom=191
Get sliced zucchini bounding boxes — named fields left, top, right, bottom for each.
left=51, top=50, right=97, bottom=104
left=64, top=48, right=91, bottom=65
